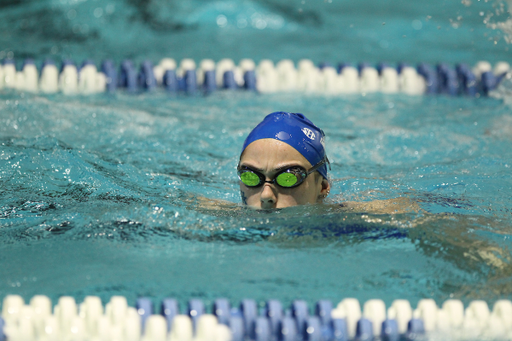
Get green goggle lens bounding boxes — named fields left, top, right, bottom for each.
left=276, top=172, right=298, bottom=187
left=238, top=158, right=326, bottom=190
left=238, top=167, right=306, bottom=188
left=240, top=171, right=261, bottom=187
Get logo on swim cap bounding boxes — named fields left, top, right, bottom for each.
left=302, top=128, right=316, bottom=140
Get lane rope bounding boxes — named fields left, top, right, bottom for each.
left=1, top=295, right=511, bottom=341
left=0, top=58, right=508, bottom=96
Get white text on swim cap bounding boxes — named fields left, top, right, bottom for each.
left=301, top=128, right=316, bottom=140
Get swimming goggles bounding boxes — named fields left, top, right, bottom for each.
left=237, top=158, right=329, bottom=189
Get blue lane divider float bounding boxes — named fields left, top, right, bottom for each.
left=253, top=316, right=271, bottom=341
left=381, top=319, right=399, bottom=341
left=223, top=70, right=237, bottom=90
left=456, top=63, right=476, bottom=97
left=161, top=298, right=179, bottom=333
left=0, top=58, right=510, bottom=96
left=183, top=69, right=197, bottom=94
left=163, top=69, right=179, bottom=93
left=265, top=299, right=283, bottom=337
left=3, top=295, right=512, bottom=341
left=481, top=71, right=497, bottom=96
left=241, top=298, right=258, bottom=338
left=437, top=63, right=458, bottom=96
left=138, top=60, right=156, bottom=90
left=119, top=59, right=138, bottom=92
left=101, top=59, right=118, bottom=92
left=244, top=70, right=257, bottom=90
left=188, top=298, right=205, bottom=332
left=0, top=317, right=4, bottom=341
left=292, top=300, right=308, bottom=334
left=136, top=297, right=154, bottom=334
left=355, top=318, right=373, bottom=341
left=230, top=317, right=244, bottom=341
left=203, top=69, right=217, bottom=93
left=417, top=63, right=437, bottom=94
left=213, top=299, right=231, bottom=326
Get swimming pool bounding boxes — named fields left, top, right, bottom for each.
left=1, top=0, right=512, bottom=340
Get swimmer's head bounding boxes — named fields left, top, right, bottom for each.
left=241, top=112, right=329, bottom=179
left=239, top=112, right=330, bottom=209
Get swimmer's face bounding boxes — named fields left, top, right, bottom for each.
left=239, top=139, right=330, bottom=209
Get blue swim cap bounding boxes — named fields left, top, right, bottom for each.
left=241, top=112, right=329, bottom=179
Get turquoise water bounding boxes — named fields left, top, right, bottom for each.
left=1, top=0, right=512, bottom=311
left=0, top=0, right=511, bottom=64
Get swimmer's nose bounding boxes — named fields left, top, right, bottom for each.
left=260, top=183, right=277, bottom=209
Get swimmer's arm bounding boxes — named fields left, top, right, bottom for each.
left=341, top=197, right=423, bottom=214
left=193, top=190, right=248, bottom=210
left=341, top=198, right=512, bottom=274
left=194, top=196, right=238, bottom=210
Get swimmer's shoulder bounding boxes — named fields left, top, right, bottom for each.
left=194, top=196, right=239, bottom=210
left=337, top=197, right=423, bottom=214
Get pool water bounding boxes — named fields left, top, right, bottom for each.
left=1, top=0, right=512, bottom=311
left=1, top=89, right=512, bottom=308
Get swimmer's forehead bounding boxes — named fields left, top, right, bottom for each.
left=239, top=139, right=312, bottom=171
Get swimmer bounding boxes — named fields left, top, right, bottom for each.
left=237, top=111, right=421, bottom=213
left=238, top=111, right=330, bottom=209
left=195, top=111, right=420, bottom=213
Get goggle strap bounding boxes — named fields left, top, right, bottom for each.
left=307, top=157, right=330, bottom=175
